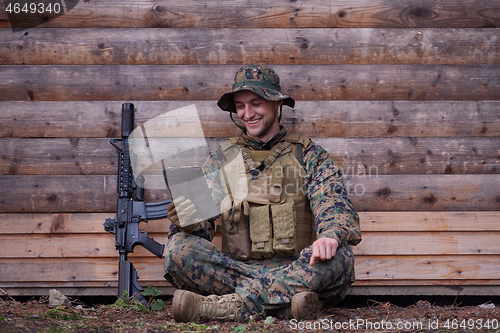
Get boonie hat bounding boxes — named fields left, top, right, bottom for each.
left=217, top=65, right=295, bottom=112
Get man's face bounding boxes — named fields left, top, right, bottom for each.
left=233, top=90, right=283, bottom=142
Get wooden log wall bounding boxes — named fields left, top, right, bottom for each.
left=1, top=0, right=499, bottom=297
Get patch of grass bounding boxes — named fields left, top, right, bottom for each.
left=141, top=284, right=166, bottom=311
left=109, top=285, right=166, bottom=312
left=39, top=307, right=86, bottom=321
left=111, top=291, right=151, bottom=313
left=155, top=322, right=219, bottom=332
left=230, top=324, right=247, bottom=332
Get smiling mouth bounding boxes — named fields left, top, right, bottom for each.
left=246, top=119, right=261, bottom=125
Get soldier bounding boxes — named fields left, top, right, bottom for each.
left=164, top=65, right=361, bottom=322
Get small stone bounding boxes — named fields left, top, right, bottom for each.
left=478, top=303, right=495, bottom=309
left=48, top=289, right=72, bottom=308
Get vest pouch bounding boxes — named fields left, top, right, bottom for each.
left=271, top=203, right=298, bottom=256
left=249, top=205, right=274, bottom=259
left=223, top=200, right=252, bottom=261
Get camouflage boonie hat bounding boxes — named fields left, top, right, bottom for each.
left=217, top=65, right=295, bottom=112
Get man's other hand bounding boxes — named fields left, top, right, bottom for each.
left=167, top=196, right=198, bottom=230
left=309, top=237, right=339, bottom=265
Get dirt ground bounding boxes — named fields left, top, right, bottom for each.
left=1, top=294, right=499, bottom=332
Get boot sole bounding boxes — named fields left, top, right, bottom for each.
left=172, top=289, right=200, bottom=322
left=291, top=291, right=322, bottom=320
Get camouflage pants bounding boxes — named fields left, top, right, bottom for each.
left=164, top=232, right=355, bottom=319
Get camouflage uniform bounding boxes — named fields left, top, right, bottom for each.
left=164, top=126, right=361, bottom=319
left=164, top=65, right=361, bottom=320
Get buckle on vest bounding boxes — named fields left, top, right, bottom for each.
left=250, top=161, right=266, bottom=180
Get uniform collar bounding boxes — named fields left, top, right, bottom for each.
left=240, top=126, right=287, bottom=150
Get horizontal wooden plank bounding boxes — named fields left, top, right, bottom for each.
left=348, top=285, right=500, bottom=295
left=0, top=213, right=170, bottom=234
left=320, top=137, right=500, bottom=175
left=1, top=65, right=499, bottom=102
left=0, top=175, right=119, bottom=213
left=355, top=255, right=500, bottom=280
left=1, top=230, right=499, bottom=258
left=2, top=101, right=499, bottom=139
left=352, top=280, right=500, bottom=287
left=1, top=137, right=498, bottom=175
left=0, top=234, right=170, bottom=258
left=0, top=138, right=116, bottom=175
left=2, top=211, right=499, bottom=235
left=358, top=211, right=500, bottom=232
left=0, top=137, right=220, bottom=175
left=0, top=280, right=171, bottom=289
left=5, top=279, right=498, bottom=289
left=345, top=174, right=500, bottom=212
left=1, top=0, right=499, bottom=28
left=353, top=232, right=500, bottom=255
left=1, top=255, right=498, bottom=283
left=3, top=285, right=499, bottom=297
left=1, top=174, right=498, bottom=213
left=0, top=257, right=166, bottom=283
left=2, top=28, right=499, bottom=65
left=0, top=286, right=176, bottom=297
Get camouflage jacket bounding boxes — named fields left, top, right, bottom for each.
left=169, top=127, right=361, bottom=248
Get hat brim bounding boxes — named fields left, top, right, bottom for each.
left=217, top=85, right=295, bottom=112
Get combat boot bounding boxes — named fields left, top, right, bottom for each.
left=276, top=291, right=323, bottom=320
left=172, top=289, right=244, bottom=322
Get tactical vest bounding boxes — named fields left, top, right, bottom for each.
left=219, top=133, right=315, bottom=260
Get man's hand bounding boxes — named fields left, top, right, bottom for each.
left=309, top=237, right=339, bottom=265
left=167, top=196, right=199, bottom=232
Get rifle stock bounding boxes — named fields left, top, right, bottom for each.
left=104, top=103, right=171, bottom=305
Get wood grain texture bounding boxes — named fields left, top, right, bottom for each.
left=1, top=137, right=499, bottom=175
left=0, top=234, right=169, bottom=258
left=1, top=255, right=498, bottom=282
left=1, top=0, right=499, bottom=28
left=0, top=175, right=119, bottom=213
left=1, top=0, right=499, bottom=296
left=2, top=28, right=499, bottom=65
left=345, top=174, right=500, bottom=212
left=2, top=211, right=498, bottom=234
left=352, top=232, right=500, bottom=255
left=354, top=255, right=500, bottom=280
left=1, top=65, right=499, bottom=102
left=358, top=211, right=500, bottom=232
left=0, top=213, right=119, bottom=234
left=351, top=280, right=500, bottom=287
left=318, top=137, right=500, bottom=175
left=0, top=174, right=498, bottom=213
left=2, top=101, right=499, bottom=139
left=1, top=211, right=499, bottom=288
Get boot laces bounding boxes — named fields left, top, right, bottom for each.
left=199, top=294, right=243, bottom=321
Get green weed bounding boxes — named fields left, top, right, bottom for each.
left=39, top=307, right=86, bottom=321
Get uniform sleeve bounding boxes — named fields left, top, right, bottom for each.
left=167, top=219, right=217, bottom=241
left=303, top=141, right=361, bottom=246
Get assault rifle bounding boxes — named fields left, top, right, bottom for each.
left=104, top=103, right=171, bottom=305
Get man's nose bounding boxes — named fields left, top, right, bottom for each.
left=242, top=104, right=254, bottom=118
